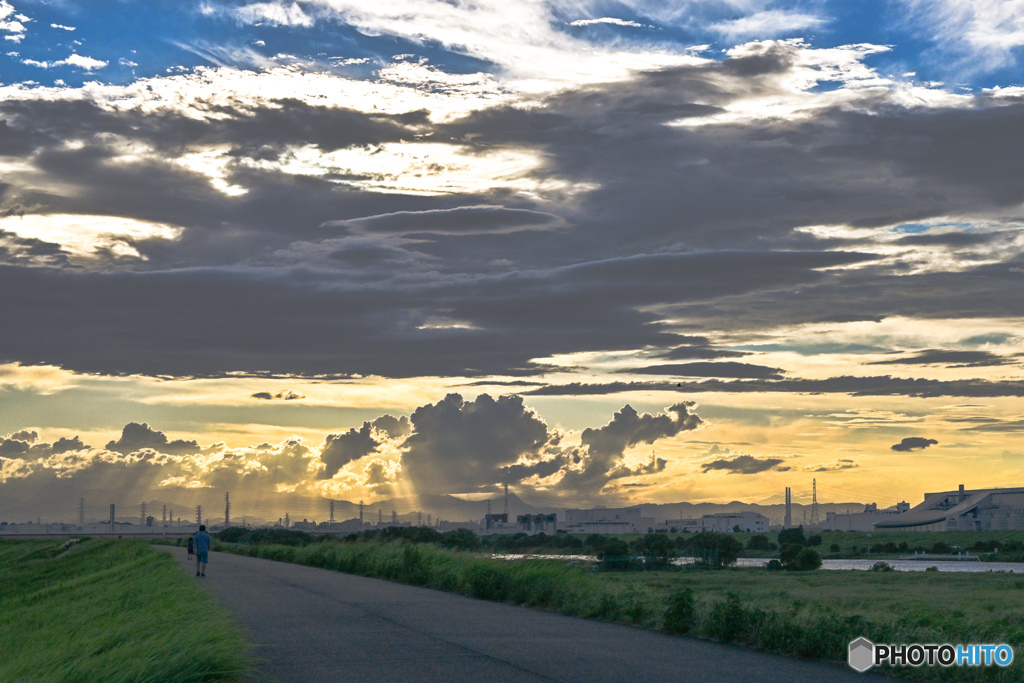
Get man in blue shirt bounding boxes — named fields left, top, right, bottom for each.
left=195, top=524, right=211, bottom=576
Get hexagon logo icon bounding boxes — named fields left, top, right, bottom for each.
left=848, top=637, right=875, bottom=672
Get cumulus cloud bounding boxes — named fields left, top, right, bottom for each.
left=104, top=423, right=202, bottom=456
left=23, top=54, right=108, bottom=70
left=561, top=402, right=702, bottom=494
left=402, top=393, right=552, bottom=495
left=9, top=429, right=38, bottom=442
left=891, top=437, right=939, bottom=451
left=319, top=422, right=381, bottom=479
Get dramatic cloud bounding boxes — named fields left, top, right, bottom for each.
left=891, top=437, right=939, bottom=451
left=562, top=403, right=702, bottom=495
left=105, top=423, right=202, bottom=456
left=402, top=393, right=552, bottom=495
left=868, top=350, right=1012, bottom=367
left=319, top=423, right=381, bottom=479
left=627, top=362, right=784, bottom=379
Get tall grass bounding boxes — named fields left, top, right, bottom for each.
left=219, top=537, right=1024, bottom=681
left=0, top=538, right=251, bottom=682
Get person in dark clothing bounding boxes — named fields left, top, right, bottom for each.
left=187, top=536, right=194, bottom=560
left=195, top=525, right=211, bottom=576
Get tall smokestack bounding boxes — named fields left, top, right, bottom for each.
left=225, top=492, right=230, bottom=527
left=109, top=503, right=115, bottom=533
left=784, top=487, right=792, bottom=528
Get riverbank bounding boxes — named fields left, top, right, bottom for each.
left=204, top=535, right=1024, bottom=681
left=0, top=538, right=252, bottom=682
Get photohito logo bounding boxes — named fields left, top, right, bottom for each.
left=848, top=638, right=1014, bottom=672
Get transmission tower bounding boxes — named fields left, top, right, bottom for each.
left=195, top=505, right=202, bottom=527
left=427, top=513, right=432, bottom=527
left=284, top=512, right=290, bottom=528
left=225, top=492, right=231, bottom=527
left=78, top=498, right=85, bottom=529
left=162, top=504, right=167, bottom=526
left=811, top=479, right=819, bottom=525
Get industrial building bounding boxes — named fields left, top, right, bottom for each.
left=562, top=506, right=655, bottom=534
left=875, top=485, right=1024, bottom=532
left=697, top=511, right=770, bottom=533
left=820, top=502, right=911, bottom=532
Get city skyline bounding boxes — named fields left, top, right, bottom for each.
left=2, top=1, right=1024, bottom=516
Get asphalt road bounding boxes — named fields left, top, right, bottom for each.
left=165, top=546, right=887, bottom=682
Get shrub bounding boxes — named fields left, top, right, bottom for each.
left=829, top=543, right=840, bottom=553
left=662, top=587, right=696, bottom=634
left=870, top=561, right=894, bottom=572
left=780, top=545, right=821, bottom=571
left=807, top=534, right=822, bottom=547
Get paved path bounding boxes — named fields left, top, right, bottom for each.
left=164, top=546, right=886, bottom=682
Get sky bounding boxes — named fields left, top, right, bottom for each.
left=2, top=0, right=1024, bottom=523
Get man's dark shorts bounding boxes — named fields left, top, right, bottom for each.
left=197, top=551, right=209, bottom=563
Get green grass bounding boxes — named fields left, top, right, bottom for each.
left=215, top=536, right=1024, bottom=682
left=0, top=538, right=252, bottom=683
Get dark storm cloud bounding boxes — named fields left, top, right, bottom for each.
left=104, top=422, right=202, bottom=455
left=701, top=455, right=784, bottom=474
left=626, top=361, right=784, bottom=379
left=891, top=437, right=939, bottom=452
left=868, top=350, right=1012, bottom=367
left=655, top=338, right=744, bottom=361
left=1, top=41, right=1024, bottom=387
left=526, top=375, right=1024, bottom=398
left=328, top=206, right=562, bottom=235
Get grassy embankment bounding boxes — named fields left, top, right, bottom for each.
left=727, top=529, right=1024, bottom=560
left=212, top=532, right=1024, bottom=682
left=0, top=538, right=252, bottom=682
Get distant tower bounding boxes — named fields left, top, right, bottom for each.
left=427, top=513, right=432, bottom=527
left=784, top=487, right=792, bottom=528
left=225, top=492, right=231, bottom=527
left=140, top=502, right=146, bottom=526
left=78, top=498, right=85, bottom=530
left=811, top=479, right=819, bottom=525
left=378, top=509, right=382, bottom=525
left=503, top=482, right=509, bottom=516
left=109, top=503, right=116, bottom=533
left=162, top=504, right=167, bottom=527
left=284, top=513, right=290, bottom=528
left=330, top=500, right=335, bottom=524
left=358, top=500, right=364, bottom=524
left=392, top=509, right=397, bottom=524
left=169, top=508, right=173, bottom=527
left=195, top=505, right=202, bottom=527
left=417, top=512, right=422, bottom=526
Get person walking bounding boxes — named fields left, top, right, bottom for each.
left=194, top=525, right=211, bottom=577
left=187, top=536, right=194, bottom=560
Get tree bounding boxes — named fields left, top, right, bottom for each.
left=779, top=544, right=821, bottom=571
left=777, top=526, right=806, bottom=546
left=747, top=534, right=771, bottom=551
left=688, top=532, right=742, bottom=568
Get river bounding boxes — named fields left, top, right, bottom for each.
left=489, top=553, right=1024, bottom=573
